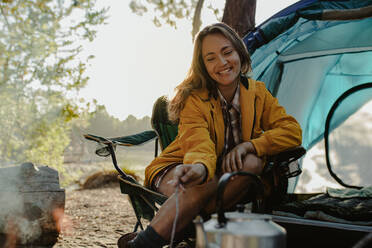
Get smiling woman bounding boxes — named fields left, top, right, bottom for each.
left=117, top=22, right=302, bottom=248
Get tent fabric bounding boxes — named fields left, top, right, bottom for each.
left=243, top=0, right=372, bottom=192
left=279, top=18, right=372, bottom=61
left=325, top=84, right=372, bottom=189
left=244, top=0, right=372, bottom=54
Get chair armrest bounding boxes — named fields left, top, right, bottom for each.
left=84, top=130, right=157, bottom=146
left=266, top=146, right=306, bottom=178
left=267, top=146, right=306, bottom=165
left=84, top=130, right=157, bottom=157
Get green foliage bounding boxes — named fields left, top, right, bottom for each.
left=130, top=0, right=193, bottom=27
left=0, top=0, right=108, bottom=170
left=129, top=0, right=221, bottom=28
left=23, top=116, right=70, bottom=172
left=84, top=105, right=152, bottom=138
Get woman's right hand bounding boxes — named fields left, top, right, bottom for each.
left=170, top=163, right=207, bottom=188
left=221, top=142, right=259, bottom=174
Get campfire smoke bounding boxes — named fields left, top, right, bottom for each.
left=0, top=163, right=65, bottom=247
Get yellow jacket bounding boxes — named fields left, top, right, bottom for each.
left=144, top=78, right=302, bottom=187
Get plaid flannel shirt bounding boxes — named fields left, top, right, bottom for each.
left=217, top=84, right=242, bottom=155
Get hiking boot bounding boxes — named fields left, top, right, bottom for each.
left=117, top=232, right=137, bottom=248
left=175, top=241, right=192, bottom=248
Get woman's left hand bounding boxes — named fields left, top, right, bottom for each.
left=222, top=142, right=256, bottom=173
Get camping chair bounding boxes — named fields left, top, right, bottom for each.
left=84, top=96, right=306, bottom=233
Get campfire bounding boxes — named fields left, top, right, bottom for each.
left=0, top=163, right=65, bottom=247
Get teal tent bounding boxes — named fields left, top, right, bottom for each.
left=244, top=0, right=372, bottom=192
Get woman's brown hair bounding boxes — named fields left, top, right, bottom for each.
left=168, top=22, right=251, bottom=122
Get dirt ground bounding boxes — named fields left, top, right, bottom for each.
left=54, top=183, right=139, bottom=248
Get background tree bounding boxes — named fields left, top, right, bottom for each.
left=129, top=0, right=256, bottom=39
left=222, top=0, right=256, bottom=37
left=0, top=0, right=108, bottom=169
left=65, top=105, right=153, bottom=163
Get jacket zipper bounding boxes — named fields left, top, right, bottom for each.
left=250, top=96, right=257, bottom=139
left=211, top=108, right=223, bottom=171
left=210, top=110, right=217, bottom=143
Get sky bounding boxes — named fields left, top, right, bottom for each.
left=79, top=0, right=298, bottom=120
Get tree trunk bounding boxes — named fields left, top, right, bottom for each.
left=192, top=0, right=205, bottom=41
left=222, top=0, right=256, bottom=37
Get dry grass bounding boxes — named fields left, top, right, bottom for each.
left=81, top=168, right=139, bottom=189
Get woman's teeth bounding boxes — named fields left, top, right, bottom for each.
left=218, top=68, right=231, bottom=74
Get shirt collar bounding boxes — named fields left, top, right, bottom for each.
left=217, top=83, right=240, bottom=112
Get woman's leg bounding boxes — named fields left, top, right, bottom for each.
left=151, top=166, right=218, bottom=241
left=150, top=153, right=263, bottom=241
left=204, top=153, right=263, bottom=213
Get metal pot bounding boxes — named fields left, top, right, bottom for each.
left=195, top=172, right=286, bottom=248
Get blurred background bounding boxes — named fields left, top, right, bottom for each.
left=1, top=0, right=370, bottom=193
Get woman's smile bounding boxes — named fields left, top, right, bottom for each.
left=218, top=67, right=232, bottom=74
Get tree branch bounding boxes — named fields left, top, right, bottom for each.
left=192, top=0, right=205, bottom=41
left=0, top=5, right=11, bottom=31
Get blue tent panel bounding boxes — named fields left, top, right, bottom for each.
left=244, top=0, right=372, bottom=192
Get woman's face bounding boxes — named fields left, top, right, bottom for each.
left=201, top=33, right=241, bottom=89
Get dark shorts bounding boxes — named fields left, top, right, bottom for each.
left=151, top=163, right=180, bottom=191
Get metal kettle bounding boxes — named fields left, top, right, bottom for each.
left=194, top=172, right=286, bottom=248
